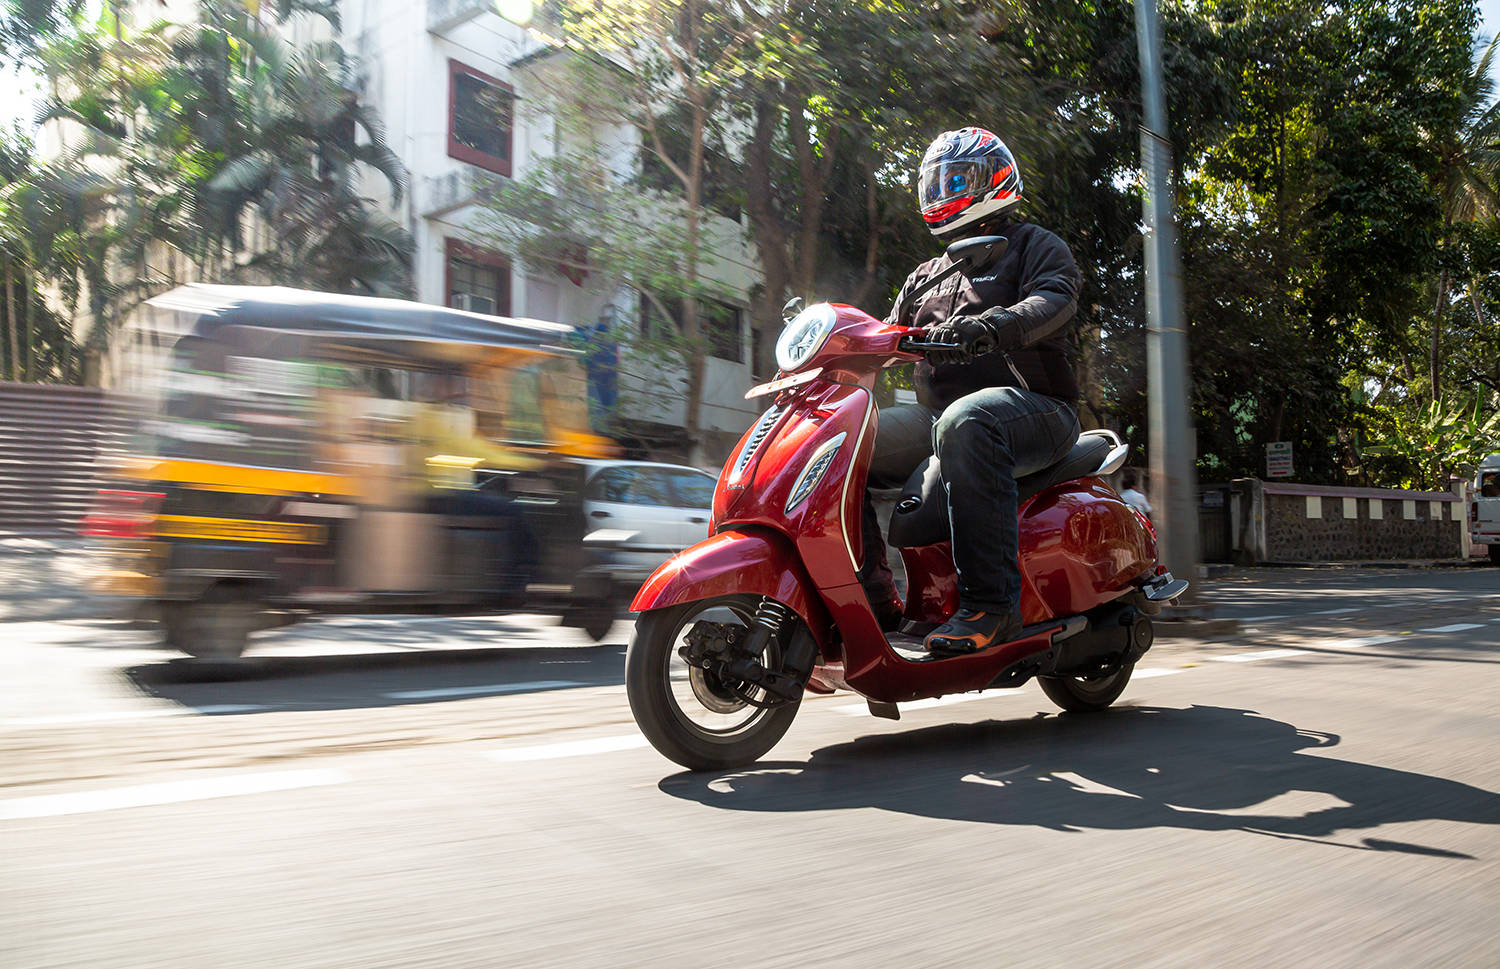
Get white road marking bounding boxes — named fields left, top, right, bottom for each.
left=0, top=768, right=351, bottom=821
left=1238, top=614, right=1289, bottom=622
left=2, top=704, right=269, bottom=728
left=1323, top=635, right=1401, bottom=650
left=1052, top=771, right=1143, bottom=798
left=1419, top=623, right=1484, bottom=633
left=486, top=734, right=649, bottom=762
left=832, top=689, right=1024, bottom=717
left=1211, top=649, right=1309, bottom=663
left=1132, top=668, right=1186, bottom=678
left=1309, top=607, right=1360, bottom=615
left=384, top=680, right=583, bottom=700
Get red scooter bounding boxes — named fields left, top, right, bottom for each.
left=625, top=236, right=1188, bottom=771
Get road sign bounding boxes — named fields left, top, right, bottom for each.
left=1265, top=441, right=1293, bottom=478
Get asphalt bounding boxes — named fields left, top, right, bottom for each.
left=2, top=568, right=1497, bottom=968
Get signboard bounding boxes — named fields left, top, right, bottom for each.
left=1265, top=441, right=1293, bottom=479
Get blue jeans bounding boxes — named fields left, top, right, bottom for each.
left=861, top=387, right=1079, bottom=614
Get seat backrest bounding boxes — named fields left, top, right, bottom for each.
left=886, top=435, right=1111, bottom=549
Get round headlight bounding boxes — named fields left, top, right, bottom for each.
left=775, top=303, right=837, bottom=372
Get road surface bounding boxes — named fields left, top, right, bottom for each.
left=3, top=567, right=1498, bottom=968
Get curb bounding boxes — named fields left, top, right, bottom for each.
left=1255, top=560, right=1483, bottom=570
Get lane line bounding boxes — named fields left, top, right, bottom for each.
left=0, top=768, right=351, bottom=821
left=1132, top=668, right=1186, bottom=678
left=1419, top=623, right=1484, bottom=633
left=1309, top=607, right=1360, bottom=615
left=1323, top=635, right=1401, bottom=650
left=384, top=680, right=583, bottom=700
left=1211, top=649, right=1309, bottom=663
left=486, top=734, right=649, bottom=762
left=1237, top=614, right=1290, bottom=622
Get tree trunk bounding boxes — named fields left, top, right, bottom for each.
left=3, top=257, right=17, bottom=381
left=680, top=102, right=708, bottom=466
left=1432, top=270, right=1448, bottom=401
left=743, top=97, right=793, bottom=381
left=22, top=280, right=32, bottom=381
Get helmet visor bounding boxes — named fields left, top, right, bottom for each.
left=920, top=159, right=989, bottom=209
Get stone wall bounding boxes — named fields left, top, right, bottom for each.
left=1236, top=479, right=1463, bottom=563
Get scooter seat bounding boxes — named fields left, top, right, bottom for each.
left=887, top=435, right=1112, bottom=549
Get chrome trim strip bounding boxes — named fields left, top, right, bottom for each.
left=785, top=432, right=846, bottom=513
left=839, top=391, right=876, bottom=571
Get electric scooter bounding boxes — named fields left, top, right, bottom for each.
left=625, top=235, right=1188, bottom=771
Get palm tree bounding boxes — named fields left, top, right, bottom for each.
left=23, top=0, right=413, bottom=364
left=1430, top=34, right=1500, bottom=400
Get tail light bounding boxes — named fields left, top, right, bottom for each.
left=81, top=490, right=165, bottom=540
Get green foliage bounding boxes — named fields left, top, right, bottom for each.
left=1362, top=393, right=1500, bottom=489
left=1, top=0, right=411, bottom=368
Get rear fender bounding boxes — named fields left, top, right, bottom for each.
left=630, top=527, right=832, bottom=648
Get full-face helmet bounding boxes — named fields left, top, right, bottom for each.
left=918, top=126, right=1023, bottom=239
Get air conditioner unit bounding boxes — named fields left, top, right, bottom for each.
left=452, top=293, right=495, bottom=314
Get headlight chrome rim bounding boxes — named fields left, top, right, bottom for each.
left=775, top=303, right=837, bottom=372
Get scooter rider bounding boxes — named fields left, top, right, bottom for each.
left=860, top=126, right=1082, bottom=656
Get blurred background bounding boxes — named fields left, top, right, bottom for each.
left=1, top=4, right=1498, bottom=968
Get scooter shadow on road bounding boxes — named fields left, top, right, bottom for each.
left=659, top=705, right=1500, bottom=858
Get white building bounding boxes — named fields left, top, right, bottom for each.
left=335, top=0, right=765, bottom=461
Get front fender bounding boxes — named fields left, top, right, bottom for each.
left=630, top=527, right=831, bottom=647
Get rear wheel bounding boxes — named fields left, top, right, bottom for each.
left=160, top=585, right=256, bottom=660
left=1038, top=662, right=1135, bottom=713
left=626, top=595, right=801, bottom=771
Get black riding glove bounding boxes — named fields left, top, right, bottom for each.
left=925, top=309, right=1025, bottom=365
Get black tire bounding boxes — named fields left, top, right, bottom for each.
left=626, top=596, right=801, bottom=771
left=1038, top=662, right=1135, bottom=713
left=582, top=609, right=616, bottom=642
left=160, top=586, right=256, bottom=660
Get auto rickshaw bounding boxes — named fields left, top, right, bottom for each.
left=87, top=284, right=630, bottom=658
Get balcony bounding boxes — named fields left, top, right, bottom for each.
left=426, top=0, right=490, bottom=35
left=419, top=167, right=507, bottom=219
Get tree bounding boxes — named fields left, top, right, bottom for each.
left=16, top=0, right=412, bottom=364
left=515, top=1, right=773, bottom=461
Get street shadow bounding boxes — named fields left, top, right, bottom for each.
left=660, top=705, right=1500, bottom=858
left=119, top=643, right=627, bottom=713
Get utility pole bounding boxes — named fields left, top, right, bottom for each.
left=1135, top=0, right=1200, bottom=589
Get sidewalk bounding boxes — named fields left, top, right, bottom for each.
left=0, top=538, right=116, bottom=622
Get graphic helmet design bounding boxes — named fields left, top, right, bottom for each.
left=918, top=126, right=1023, bottom=239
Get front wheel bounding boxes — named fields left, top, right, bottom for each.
left=626, top=596, right=801, bottom=771
left=1037, top=662, right=1135, bottom=712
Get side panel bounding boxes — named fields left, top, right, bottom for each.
left=714, top=382, right=873, bottom=592
left=629, top=528, right=832, bottom=646
left=1018, top=477, right=1157, bottom=623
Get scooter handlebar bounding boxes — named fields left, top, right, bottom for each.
left=896, top=331, right=963, bottom=355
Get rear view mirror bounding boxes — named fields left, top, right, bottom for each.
left=945, top=235, right=1007, bottom=276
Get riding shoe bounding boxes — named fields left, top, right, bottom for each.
left=924, top=608, right=1022, bottom=657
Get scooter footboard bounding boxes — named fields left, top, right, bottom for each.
left=629, top=528, right=832, bottom=647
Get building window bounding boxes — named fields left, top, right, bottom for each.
left=638, top=293, right=743, bottom=363
left=446, top=239, right=511, bottom=316
left=448, top=60, right=514, bottom=176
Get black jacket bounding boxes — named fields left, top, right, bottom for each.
left=886, top=220, right=1082, bottom=407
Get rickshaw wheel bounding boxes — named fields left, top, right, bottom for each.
left=582, top=609, right=617, bottom=641
left=161, top=585, right=256, bottom=660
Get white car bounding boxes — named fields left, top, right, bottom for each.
left=578, top=460, right=716, bottom=553
left=1473, top=453, right=1500, bottom=564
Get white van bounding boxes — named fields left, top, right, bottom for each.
left=1473, top=453, right=1500, bottom=564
